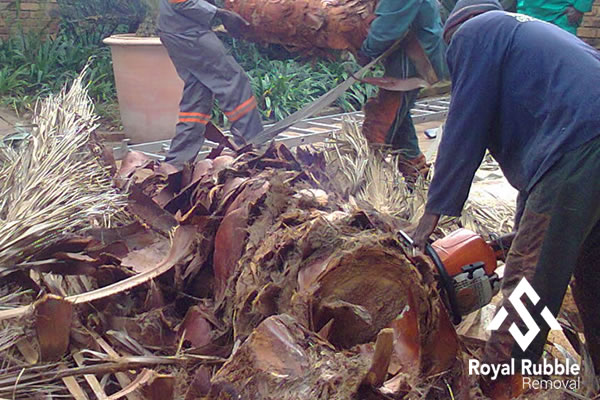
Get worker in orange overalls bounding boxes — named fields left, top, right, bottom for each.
left=158, top=0, right=263, bottom=168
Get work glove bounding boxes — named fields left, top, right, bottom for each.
left=216, top=9, right=250, bottom=37
left=564, top=6, right=584, bottom=26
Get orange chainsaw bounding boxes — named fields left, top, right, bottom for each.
left=400, top=228, right=511, bottom=325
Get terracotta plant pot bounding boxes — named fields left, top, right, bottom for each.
left=104, top=34, right=183, bottom=143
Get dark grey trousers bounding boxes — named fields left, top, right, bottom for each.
left=159, top=30, right=263, bottom=167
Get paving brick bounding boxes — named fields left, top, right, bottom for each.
left=19, top=2, right=41, bottom=12
left=0, top=0, right=58, bottom=38
left=578, top=27, right=598, bottom=37
left=583, top=18, right=600, bottom=28
left=577, top=0, right=600, bottom=47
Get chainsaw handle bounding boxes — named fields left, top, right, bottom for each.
left=425, top=244, right=463, bottom=325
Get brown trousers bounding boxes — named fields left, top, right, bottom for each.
left=362, top=89, right=421, bottom=159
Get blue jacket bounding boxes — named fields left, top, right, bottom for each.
left=361, top=0, right=448, bottom=80
left=426, top=11, right=600, bottom=217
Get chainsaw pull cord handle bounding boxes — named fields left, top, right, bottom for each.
left=425, top=243, right=463, bottom=325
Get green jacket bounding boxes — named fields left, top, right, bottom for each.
left=517, top=0, right=593, bottom=34
left=439, top=0, right=517, bottom=20
left=361, top=0, right=448, bottom=81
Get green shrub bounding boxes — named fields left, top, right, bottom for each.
left=0, top=30, right=116, bottom=117
left=0, top=26, right=379, bottom=129
left=0, top=66, right=27, bottom=97
left=226, top=39, right=380, bottom=123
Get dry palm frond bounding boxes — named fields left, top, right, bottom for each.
left=324, top=119, right=515, bottom=236
left=359, top=153, right=410, bottom=216
left=0, top=286, right=33, bottom=368
left=460, top=198, right=515, bottom=237
left=324, top=118, right=427, bottom=218
left=0, top=286, right=34, bottom=311
left=324, top=118, right=371, bottom=196
left=454, top=156, right=516, bottom=236
left=0, top=324, right=23, bottom=354
left=0, top=352, right=224, bottom=399
left=0, top=67, right=127, bottom=270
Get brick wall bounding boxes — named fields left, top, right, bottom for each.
left=0, top=0, right=58, bottom=38
left=578, top=0, right=600, bottom=49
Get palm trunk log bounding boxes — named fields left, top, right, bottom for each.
left=0, top=140, right=464, bottom=399
left=108, top=139, right=463, bottom=398
left=224, top=0, right=377, bottom=53
left=148, top=141, right=461, bottom=398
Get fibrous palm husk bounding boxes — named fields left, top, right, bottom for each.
left=150, top=141, right=461, bottom=398
left=224, top=0, right=376, bottom=53
left=210, top=314, right=371, bottom=399
left=0, top=67, right=127, bottom=272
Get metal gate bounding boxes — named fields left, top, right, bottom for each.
left=114, top=96, right=450, bottom=160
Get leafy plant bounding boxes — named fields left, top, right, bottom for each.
left=0, top=30, right=117, bottom=119
left=0, top=66, right=27, bottom=97
left=225, top=39, right=381, bottom=122
left=135, top=0, right=160, bottom=37
left=0, top=23, right=382, bottom=130
left=56, top=0, right=147, bottom=39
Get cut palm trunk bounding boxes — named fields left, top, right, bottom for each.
left=224, top=0, right=459, bottom=54
left=147, top=140, right=463, bottom=395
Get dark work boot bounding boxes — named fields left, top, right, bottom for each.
left=398, top=153, right=430, bottom=187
